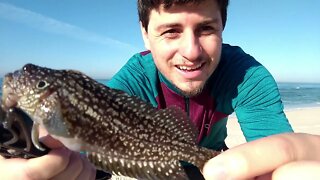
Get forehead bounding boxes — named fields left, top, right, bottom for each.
left=151, top=0, right=220, bottom=21
left=147, top=0, right=221, bottom=31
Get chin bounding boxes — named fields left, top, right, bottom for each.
left=180, top=89, right=203, bottom=97
left=176, top=81, right=205, bottom=97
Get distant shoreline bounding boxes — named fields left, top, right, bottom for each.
left=284, top=105, right=320, bottom=111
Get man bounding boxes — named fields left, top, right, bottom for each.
left=109, top=0, right=292, bottom=161
left=2, top=0, right=319, bottom=179
left=109, top=0, right=293, bottom=148
left=106, top=0, right=293, bottom=178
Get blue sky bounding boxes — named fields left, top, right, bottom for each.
left=0, top=0, right=319, bottom=82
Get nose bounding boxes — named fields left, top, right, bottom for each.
left=179, top=31, right=202, bottom=61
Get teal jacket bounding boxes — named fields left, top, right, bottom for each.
left=107, top=44, right=293, bottom=150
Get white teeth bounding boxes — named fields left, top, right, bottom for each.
left=177, top=64, right=202, bottom=71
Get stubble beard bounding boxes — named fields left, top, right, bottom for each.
left=176, top=80, right=206, bottom=97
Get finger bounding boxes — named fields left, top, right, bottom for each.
left=23, top=148, right=71, bottom=179
left=203, top=137, right=289, bottom=180
left=39, top=127, right=64, bottom=149
left=0, top=158, right=28, bottom=179
left=40, top=134, right=65, bottom=149
left=76, top=155, right=96, bottom=180
left=273, top=161, right=320, bottom=180
left=203, top=133, right=320, bottom=179
left=51, top=151, right=83, bottom=180
left=255, top=172, right=273, bottom=180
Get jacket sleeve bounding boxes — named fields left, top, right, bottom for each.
left=107, top=52, right=160, bottom=107
left=233, top=65, right=293, bottom=142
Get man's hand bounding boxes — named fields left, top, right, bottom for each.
left=203, top=133, right=320, bottom=180
left=0, top=131, right=96, bottom=180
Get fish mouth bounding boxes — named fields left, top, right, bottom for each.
left=1, top=73, right=19, bottom=111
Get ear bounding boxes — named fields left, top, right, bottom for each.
left=140, top=22, right=151, bottom=50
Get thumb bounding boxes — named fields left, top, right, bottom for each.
left=40, top=134, right=64, bottom=149
left=38, top=127, right=64, bottom=149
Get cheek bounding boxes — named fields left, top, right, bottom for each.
left=149, top=40, right=177, bottom=66
left=201, top=38, right=222, bottom=73
left=201, top=37, right=222, bottom=57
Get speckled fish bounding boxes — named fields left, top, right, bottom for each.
left=1, top=64, right=220, bottom=179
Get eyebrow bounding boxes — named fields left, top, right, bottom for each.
left=198, top=18, right=220, bottom=27
left=156, top=23, right=181, bottom=32
left=156, top=18, right=220, bottom=31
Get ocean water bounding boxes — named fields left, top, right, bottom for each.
left=0, top=79, right=319, bottom=110
left=0, top=79, right=2, bottom=97
left=278, top=82, right=320, bottom=110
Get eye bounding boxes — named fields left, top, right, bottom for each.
left=198, top=26, right=216, bottom=35
left=202, top=26, right=214, bottom=31
left=37, top=80, right=49, bottom=89
left=161, top=29, right=181, bottom=39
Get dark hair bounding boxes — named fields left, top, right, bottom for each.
left=138, top=0, right=229, bottom=31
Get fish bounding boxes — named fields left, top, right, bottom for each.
left=1, top=63, right=220, bottom=179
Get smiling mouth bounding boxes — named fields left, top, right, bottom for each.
left=176, top=63, right=204, bottom=72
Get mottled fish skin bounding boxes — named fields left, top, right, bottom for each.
left=1, top=64, right=220, bottom=179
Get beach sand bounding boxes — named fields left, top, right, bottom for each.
left=225, top=107, right=320, bottom=148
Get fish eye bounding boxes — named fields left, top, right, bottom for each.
left=37, top=80, right=49, bottom=89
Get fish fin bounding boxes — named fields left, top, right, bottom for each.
left=31, top=122, right=46, bottom=151
left=87, top=152, right=189, bottom=180
left=152, top=106, right=198, bottom=144
left=189, top=147, right=221, bottom=170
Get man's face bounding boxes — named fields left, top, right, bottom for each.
left=141, top=0, right=223, bottom=97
